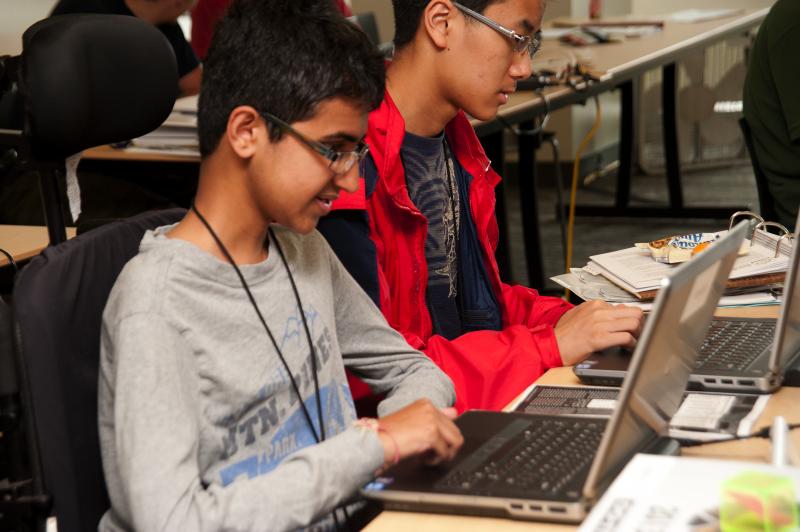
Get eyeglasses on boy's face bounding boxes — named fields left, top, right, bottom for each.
left=259, top=111, right=369, bottom=176
left=452, top=1, right=542, bottom=58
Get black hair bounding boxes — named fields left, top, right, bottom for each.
left=392, top=0, right=495, bottom=49
left=197, top=0, right=385, bottom=157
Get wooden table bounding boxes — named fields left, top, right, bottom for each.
left=365, top=305, right=797, bottom=532
left=475, top=8, right=769, bottom=288
left=0, top=225, right=77, bottom=267
left=83, top=144, right=200, bottom=163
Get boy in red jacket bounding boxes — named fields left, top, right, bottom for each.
left=318, top=0, right=643, bottom=412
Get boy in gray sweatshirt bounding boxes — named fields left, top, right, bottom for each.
left=98, top=1, right=462, bottom=530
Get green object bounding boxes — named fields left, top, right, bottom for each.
left=720, top=471, right=799, bottom=532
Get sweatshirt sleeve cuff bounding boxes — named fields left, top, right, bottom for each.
left=342, top=426, right=386, bottom=480
left=530, top=324, right=564, bottom=369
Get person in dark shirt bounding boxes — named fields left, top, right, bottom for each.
left=190, top=0, right=352, bottom=59
left=742, top=0, right=800, bottom=230
left=317, top=0, right=644, bottom=412
left=51, top=0, right=201, bottom=96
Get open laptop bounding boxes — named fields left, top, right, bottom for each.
left=361, top=222, right=747, bottom=523
left=575, top=211, right=800, bottom=394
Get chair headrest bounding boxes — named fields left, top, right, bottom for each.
left=19, top=14, right=178, bottom=159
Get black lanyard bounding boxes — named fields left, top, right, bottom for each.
left=191, top=203, right=325, bottom=443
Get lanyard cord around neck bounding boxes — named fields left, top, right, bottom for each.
left=442, top=138, right=461, bottom=298
left=190, top=203, right=326, bottom=443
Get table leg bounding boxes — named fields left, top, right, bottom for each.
left=662, top=62, right=685, bottom=209
left=568, top=76, right=746, bottom=219
left=615, top=80, right=636, bottom=208
left=517, top=122, right=546, bottom=290
left=38, top=169, right=68, bottom=246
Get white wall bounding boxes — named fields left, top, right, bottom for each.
left=0, top=0, right=55, bottom=55
left=631, top=0, right=773, bottom=16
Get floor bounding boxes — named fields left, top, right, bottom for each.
left=500, top=158, right=759, bottom=294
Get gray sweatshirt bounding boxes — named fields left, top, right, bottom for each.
left=98, top=225, right=455, bottom=531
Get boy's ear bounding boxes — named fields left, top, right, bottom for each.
left=423, top=0, right=456, bottom=50
left=225, top=106, right=264, bottom=159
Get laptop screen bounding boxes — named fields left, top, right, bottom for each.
left=772, top=209, right=800, bottom=372
left=582, top=222, right=748, bottom=501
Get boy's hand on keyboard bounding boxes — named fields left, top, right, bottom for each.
left=554, top=301, right=644, bottom=366
left=378, top=400, right=464, bottom=466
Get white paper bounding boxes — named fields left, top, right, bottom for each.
left=670, top=393, right=734, bottom=431
left=580, top=454, right=800, bottom=532
left=587, top=399, right=618, bottom=410
left=126, top=94, right=200, bottom=157
left=65, top=151, right=82, bottom=222
left=551, top=268, right=778, bottom=310
left=669, top=9, right=743, bottom=24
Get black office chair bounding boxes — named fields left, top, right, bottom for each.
left=739, top=117, right=778, bottom=221
left=0, top=14, right=178, bottom=246
left=10, top=208, right=185, bottom=532
left=0, top=13, right=180, bottom=532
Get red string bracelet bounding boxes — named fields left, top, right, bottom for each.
left=354, top=417, right=400, bottom=469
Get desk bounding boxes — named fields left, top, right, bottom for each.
left=0, top=225, right=77, bottom=267
left=365, top=305, right=799, bottom=532
left=475, top=9, right=768, bottom=289
left=82, top=145, right=200, bottom=163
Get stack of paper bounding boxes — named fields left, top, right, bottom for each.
left=580, top=229, right=790, bottom=300
left=127, top=95, right=200, bottom=157
left=580, top=454, right=800, bottom=532
left=552, top=268, right=780, bottom=310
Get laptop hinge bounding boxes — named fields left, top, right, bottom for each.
left=628, top=394, right=670, bottom=435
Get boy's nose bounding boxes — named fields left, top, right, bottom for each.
left=509, top=52, right=533, bottom=80
left=335, top=166, right=360, bottom=193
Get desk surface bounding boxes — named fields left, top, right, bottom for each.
left=365, top=305, right=796, bottom=532
left=0, top=225, right=77, bottom=267
left=473, top=8, right=768, bottom=135
left=82, top=144, right=201, bottom=164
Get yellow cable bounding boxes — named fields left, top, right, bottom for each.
left=565, top=96, right=602, bottom=299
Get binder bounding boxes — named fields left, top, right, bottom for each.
left=587, top=211, right=793, bottom=300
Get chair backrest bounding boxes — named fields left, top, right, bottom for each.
left=19, top=14, right=177, bottom=159
left=12, top=208, right=185, bottom=532
left=739, top=117, right=778, bottom=221
left=0, top=14, right=178, bottom=245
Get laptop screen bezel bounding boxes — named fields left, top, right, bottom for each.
left=768, top=209, right=800, bottom=373
left=580, top=222, right=748, bottom=502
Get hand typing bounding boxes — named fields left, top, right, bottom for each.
left=554, top=300, right=643, bottom=366
left=377, top=399, right=463, bottom=466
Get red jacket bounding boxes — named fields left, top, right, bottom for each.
left=333, top=91, right=573, bottom=412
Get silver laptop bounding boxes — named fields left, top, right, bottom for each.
left=575, top=210, right=800, bottom=394
left=361, top=222, right=747, bottom=523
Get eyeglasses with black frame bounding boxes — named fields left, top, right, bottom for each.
left=259, top=111, right=369, bottom=176
left=452, top=1, right=542, bottom=58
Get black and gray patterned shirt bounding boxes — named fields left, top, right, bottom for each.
left=401, top=130, right=462, bottom=339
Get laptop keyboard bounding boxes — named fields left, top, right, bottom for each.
left=517, top=386, right=618, bottom=415
left=696, top=320, right=775, bottom=371
left=436, top=417, right=605, bottom=498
